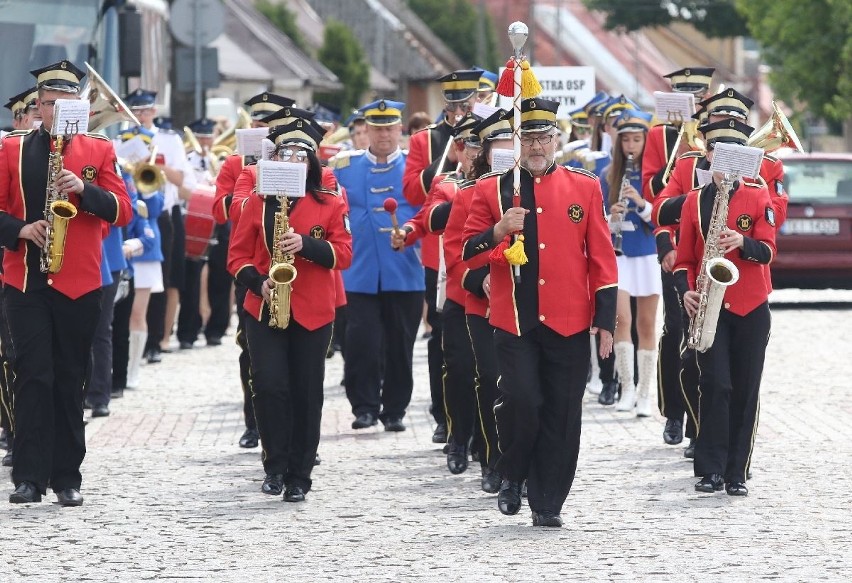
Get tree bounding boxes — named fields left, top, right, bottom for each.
left=736, top=0, right=852, bottom=123
left=255, top=0, right=308, bottom=53
left=315, top=19, right=370, bottom=114
left=583, top=0, right=748, bottom=38
left=406, top=0, right=500, bottom=70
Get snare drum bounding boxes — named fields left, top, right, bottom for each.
left=185, top=185, right=217, bottom=260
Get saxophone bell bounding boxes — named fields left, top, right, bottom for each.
left=267, top=195, right=297, bottom=329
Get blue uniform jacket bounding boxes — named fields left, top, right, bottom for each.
left=601, top=166, right=656, bottom=257
left=333, top=148, right=425, bottom=293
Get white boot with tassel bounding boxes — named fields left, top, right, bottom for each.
left=635, top=348, right=657, bottom=417
left=126, top=330, right=148, bottom=389
left=614, top=341, right=636, bottom=414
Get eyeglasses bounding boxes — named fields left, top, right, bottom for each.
left=445, top=102, right=471, bottom=113
left=277, top=148, right=309, bottom=161
left=40, top=100, right=57, bottom=107
left=519, top=133, right=556, bottom=147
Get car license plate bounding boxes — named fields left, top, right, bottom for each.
left=780, top=218, right=840, bottom=235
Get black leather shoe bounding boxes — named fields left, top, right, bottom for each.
left=663, top=418, right=684, bottom=445
left=498, top=480, right=523, bottom=515
left=283, top=485, right=305, bottom=502
left=262, top=474, right=284, bottom=496
left=239, top=428, right=259, bottom=448
left=694, top=474, right=724, bottom=493
left=9, top=482, right=41, bottom=504
left=431, top=422, right=447, bottom=443
left=179, top=341, right=193, bottom=350
left=146, top=349, right=163, bottom=364
left=1, top=449, right=13, bottom=467
left=480, top=468, right=501, bottom=494
left=383, top=417, right=406, bottom=432
left=684, top=438, right=696, bottom=459
left=206, top=336, right=222, bottom=346
left=111, top=387, right=124, bottom=399
left=351, top=413, right=378, bottom=430
left=532, top=511, right=563, bottom=527
left=446, top=441, right=468, bottom=474
left=725, top=482, right=748, bottom=496
left=55, top=488, right=83, bottom=506
left=91, top=405, right=110, bottom=418
left=598, top=381, right=618, bottom=406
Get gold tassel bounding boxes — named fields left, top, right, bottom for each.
left=519, top=60, right=542, bottom=98
left=503, top=234, right=528, bottom=266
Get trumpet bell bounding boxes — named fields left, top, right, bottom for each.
left=747, top=101, right=804, bottom=154
left=82, top=63, right=140, bottom=132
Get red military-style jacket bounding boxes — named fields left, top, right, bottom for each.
left=403, top=172, right=454, bottom=271
left=0, top=128, right=132, bottom=298
left=462, top=165, right=618, bottom=337
left=402, top=120, right=454, bottom=207
left=444, top=178, right=489, bottom=318
left=674, top=180, right=777, bottom=316
left=642, top=123, right=680, bottom=201
left=227, top=189, right=352, bottom=329
left=213, top=154, right=246, bottom=224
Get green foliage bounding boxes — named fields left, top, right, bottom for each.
left=583, top=0, right=749, bottom=38
left=255, top=0, right=308, bottom=53
left=737, top=0, right=852, bottom=122
left=406, top=0, right=500, bottom=70
left=316, top=19, right=370, bottom=113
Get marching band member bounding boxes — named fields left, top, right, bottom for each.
left=674, top=119, right=776, bottom=496
left=227, top=119, right=352, bottom=502
left=0, top=61, right=132, bottom=505
left=463, top=99, right=617, bottom=527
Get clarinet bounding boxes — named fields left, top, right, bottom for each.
left=611, top=153, right=634, bottom=257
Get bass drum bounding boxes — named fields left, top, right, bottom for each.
left=185, top=185, right=217, bottom=260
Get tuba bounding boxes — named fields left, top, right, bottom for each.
left=41, top=135, right=78, bottom=274
left=687, top=173, right=740, bottom=352
left=81, top=63, right=140, bottom=132
left=211, top=107, right=251, bottom=160
left=747, top=101, right=804, bottom=154
left=267, top=195, right=298, bottom=329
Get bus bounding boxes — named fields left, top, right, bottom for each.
left=0, top=0, right=169, bottom=128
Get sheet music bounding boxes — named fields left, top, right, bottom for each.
left=260, top=138, right=276, bottom=161
left=236, top=127, right=268, bottom=158
left=709, top=143, right=763, bottom=179
left=256, top=160, right=306, bottom=197
left=653, top=92, right=695, bottom=124
left=472, top=103, right=501, bottom=119
left=115, top=136, right=151, bottom=163
left=491, top=148, right=515, bottom=173
left=695, top=168, right=713, bottom=187
left=52, top=98, right=90, bottom=136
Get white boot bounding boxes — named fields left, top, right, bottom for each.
left=587, top=336, right=602, bottom=395
left=635, top=348, right=657, bottom=417
left=614, top=342, right=636, bottom=413
left=126, top=330, right=148, bottom=389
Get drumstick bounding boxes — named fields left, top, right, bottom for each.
left=383, top=197, right=400, bottom=235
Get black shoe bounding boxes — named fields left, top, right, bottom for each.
left=663, top=418, right=684, bottom=445
left=481, top=468, right=501, bottom=494
left=598, top=381, right=618, bottom=406
left=521, top=480, right=528, bottom=498
left=725, top=481, right=748, bottom=496
left=0, top=429, right=7, bottom=450
left=442, top=443, right=450, bottom=454
left=497, top=480, right=523, bottom=515
left=351, top=413, right=378, bottom=430
left=446, top=441, right=468, bottom=475
left=1, top=449, right=13, bottom=467
left=9, top=482, right=41, bottom=504
left=383, top=417, right=406, bottom=432
left=431, top=422, right=448, bottom=444
left=283, top=485, right=306, bottom=502
left=314, top=454, right=321, bottom=466
left=179, top=341, right=193, bottom=350
left=471, top=449, right=480, bottom=463
left=83, top=399, right=92, bottom=410
left=684, top=438, right=696, bottom=459
left=239, top=428, right=259, bottom=448
left=262, top=474, right=284, bottom=496
left=531, top=511, right=563, bottom=527
left=146, top=349, right=162, bottom=364
left=694, top=474, right=724, bottom=493
left=111, top=387, right=124, bottom=399
left=206, top=336, right=222, bottom=347
left=91, top=405, right=110, bottom=418
left=55, top=488, right=84, bottom=507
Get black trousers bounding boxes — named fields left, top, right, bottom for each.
left=344, top=291, right=423, bottom=420
left=0, top=286, right=15, bottom=435
left=234, top=283, right=255, bottom=431
left=425, top=268, right=445, bottom=425
left=467, top=313, right=500, bottom=469
left=441, top=299, right=476, bottom=446
left=694, top=303, right=770, bottom=483
left=245, top=316, right=331, bottom=492
left=145, top=210, right=173, bottom=353
left=680, top=310, right=701, bottom=440
left=658, top=270, right=688, bottom=425
left=494, top=326, right=589, bottom=514
left=87, top=274, right=120, bottom=407
left=177, top=258, right=204, bottom=344
left=594, top=335, right=615, bottom=383
left=112, top=278, right=135, bottom=389
left=205, top=223, right=232, bottom=340
left=6, top=286, right=101, bottom=493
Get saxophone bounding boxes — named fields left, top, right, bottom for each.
left=267, top=195, right=298, bottom=329
left=40, top=135, right=78, bottom=274
left=687, top=173, right=741, bottom=352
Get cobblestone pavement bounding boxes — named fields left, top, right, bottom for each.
left=2, top=289, right=851, bottom=581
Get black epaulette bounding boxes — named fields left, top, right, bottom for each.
left=742, top=179, right=763, bottom=188
left=439, top=173, right=462, bottom=185
left=477, top=170, right=503, bottom=180
left=458, top=178, right=477, bottom=190
left=564, top=165, right=598, bottom=180
left=413, top=123, right=438, bottom=135
left=3, top=129, right=33, bottom=138
left=764, top=153, right=778, bottom=163
left=680, top=151, right=704, bottom=159
left=317, top=187, right=341, bottom=197
left=86, top=132, right=110, bottom=141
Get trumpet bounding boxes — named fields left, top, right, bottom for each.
left=130, top=146, right=166, bottom=195
left=611, top=153, right=634, bottom=256
left=662, top=119, right=704, bottom=184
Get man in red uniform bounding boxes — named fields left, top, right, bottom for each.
left=0, top=61, right=132, bottom=505
left=462, top=99, right=618, bottom=527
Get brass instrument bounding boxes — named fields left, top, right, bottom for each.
left=747, top=101, right=804, bottom=154
left=41, top=135, right=78, bottom=274
left=662, top=118, right=704, bottom=184
left=687, top=173, right=740, bottom=352
left=81, top=63, right=140, bottom=132
left=131, top=146, right=166, bottom=195
left=611, top=153, right=633, bottom=256
left=267, top=195, right=298, bottom=329
left=211, top=107, right=251, bottom=160
left=183, top=126, right=203, bottom=155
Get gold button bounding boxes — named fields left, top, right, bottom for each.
left=47, top=278, right=53, bottom=285
left=539, top=279, right=545, bottom=285
left=539, top=243, right=546, bottom=249
left=535, top=177, right=541, bottom=184
left=539, top=314, right=546, bottom=321
left=536, top=207, right=543, bottom=214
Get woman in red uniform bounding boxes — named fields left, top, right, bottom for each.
left=227, top=119, right=352, bottom=502
left=674, top=119, right=776, bottom=497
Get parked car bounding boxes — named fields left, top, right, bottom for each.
left=771, top=152, right=852, bottom=289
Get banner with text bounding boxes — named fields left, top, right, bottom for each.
left=498, top=66, right=596, bottom=120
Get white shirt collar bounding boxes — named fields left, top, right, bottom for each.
left=366, top=146, right=402, bottom=164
